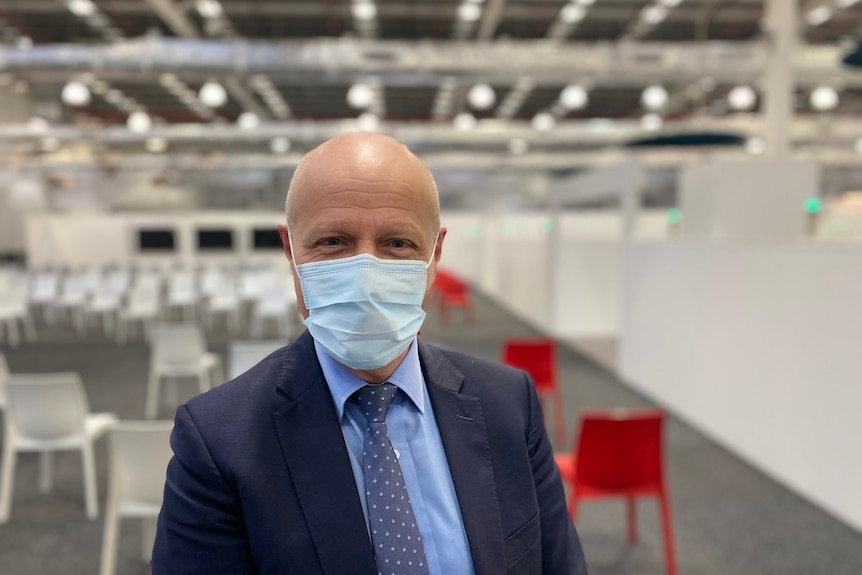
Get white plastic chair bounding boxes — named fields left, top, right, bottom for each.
left=86, top=282, right=123, bottom=336
left=0, top=372, right=117, bottom=523
left=146, top=324, right=223, bottom=419
left=166, top=271, right=198, bottom=321
left=228, top=340, right=285, bottom=380
left=29, top=270, right=60, bottom=323
left=205, top=281, right=242, bottom=335
left=0, top=286, right=36, bottom=348
left=117, top=287, right=161, bottom=344
left=250, top=284, right=297, bottom=340
left=99, top=421, right=173, bottom=575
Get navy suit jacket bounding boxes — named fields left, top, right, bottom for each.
left=152, top=331, right=589, bottom=575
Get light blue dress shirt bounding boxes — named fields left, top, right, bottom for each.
left=315, top=339, right=475, bottom=575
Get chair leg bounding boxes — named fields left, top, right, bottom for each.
left=39, top=451, right=53, bottom=493
left=569, top=494, right=580, bottom=522
left=0, top=441, right=17, bottom=523
left=141, top=517, right=158, bottom=562
left=553, top=390, right=566, bottom=447
left=99, top=504, right=120, bottom=575
left=81, top=443, right=99, bottom=520
left=627, top=497, right=638, bottom=543
left=145, top=372, right=161, bottom=420
left=659, top=493, right=678, bottom=575
left=23, top=313, right=36, bottom=341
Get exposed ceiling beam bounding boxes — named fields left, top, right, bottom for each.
left=1, top=39, right=857, bottom=87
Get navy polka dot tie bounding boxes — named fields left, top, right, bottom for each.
left=353, top=383, right=430, bottom=575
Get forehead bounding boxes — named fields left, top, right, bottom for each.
left=292, top=160, right=435, bottom=233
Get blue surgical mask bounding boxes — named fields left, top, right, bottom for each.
left=290, top=236, right=436, bottom=371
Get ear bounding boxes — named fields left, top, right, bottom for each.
left=277, top=225, right=293, bottom=264
left=432, top=227, right=447, bottom=267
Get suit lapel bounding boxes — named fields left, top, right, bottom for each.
left=272, top=332, right=377, bottom=575
left=419, top=340, right=506, bottom=575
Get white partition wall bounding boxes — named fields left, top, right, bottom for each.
left=26, top=212, right=289, bottom=271
left=620, top=242, right=862, bottom=531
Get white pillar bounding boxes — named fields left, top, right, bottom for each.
left=763, top=0, right=797, bottom=158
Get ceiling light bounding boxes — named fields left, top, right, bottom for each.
left=145, top=137, right=168, bottom=153
left=640, top=85, right=669, bottom=111
left=508, top=138, right=529, bottom=155
left=575, top=0, right=595, bottom=5
left=467, top=83, right=496, bottom=109
left=352, top=2, right=377, bottom=20
left=61, top=81, right=91, bottom=107
left=640, top=113, right=663, bottom=131
left=641, top=5, right=667, bottom=25
left=453, top=112, right=477, bottom=131
left=127, top=111, right=152, bottom=133
left=560, top=84, right=589, bottom=110
left=854, top=137, right=862, bottom=154
left=67, top=0, right=97, bottom=17
left=237, top=112, right=260, bottom=130
left=658, top=0, right=682, bottom=7
left=458, top=3, right=482, bottom=22
left=838, top=0, right=861, bottom=8
left=347, top=82, right=375, bottom=109
left=199, top=81, right=227, bottom=107
left=806, top=6, right=832, bottom=26
left=810, top=86, right=839, bottom=111
left=270, top=137, right=291, bottom=154
left=728, top=86, right=757, bottom=111
left=531, top=112, right=555, bottom=131
left=196, top=0, right=223, bottom=19
left=560, top=4, right=586, bottom=24
left=745, top=137, right=764, bottom=155
left=356, top=112, right=380, bottom=132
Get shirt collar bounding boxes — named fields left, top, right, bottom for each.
left=315, top=338, right=426, bottom=420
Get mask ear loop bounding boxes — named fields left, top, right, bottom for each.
left=425, top=232, right=440, bottom=269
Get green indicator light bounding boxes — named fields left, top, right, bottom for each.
left=468, top=224, right=482, bottom=238
left=502, top=222, right=514, bottom=236
left=539, top=218, right=554, bottom=233
left=804, top=197, right=822, bottom=215
left=666, top=208, right=683, bottom=225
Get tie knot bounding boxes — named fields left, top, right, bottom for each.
left=353, top=383, right=398, bottom=424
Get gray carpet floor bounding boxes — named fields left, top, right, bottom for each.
left=1, top=292, right=861, bottom=574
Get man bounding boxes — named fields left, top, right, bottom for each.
left=152, top=133, right=589, bottom=575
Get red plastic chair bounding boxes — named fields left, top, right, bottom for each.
left=501, top=338, right=565, bottom=446
left=433, top=270, right=474, bottom=326
left=555, top=408, right=677, bottom=575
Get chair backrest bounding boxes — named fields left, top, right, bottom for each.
left=574, top=408, right=665, bottom=492
left=5, top=373, right=90, bottom=441
left=151, top=324, right=207, bottom=367
left=228, top=340, right=285, bottom=380
left=108, top=421, right=173, bottom=509
left=501, top=338, right=557, bottom=391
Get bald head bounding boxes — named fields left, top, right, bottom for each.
left=285, top=133, right=440, bottom=236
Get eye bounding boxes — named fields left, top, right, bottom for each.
left=322, top=238, right=341, bottom=246
left=389, top=239, right=408, bottom=249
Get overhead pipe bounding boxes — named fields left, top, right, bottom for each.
left=0, top=37, right=794, bottom=85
